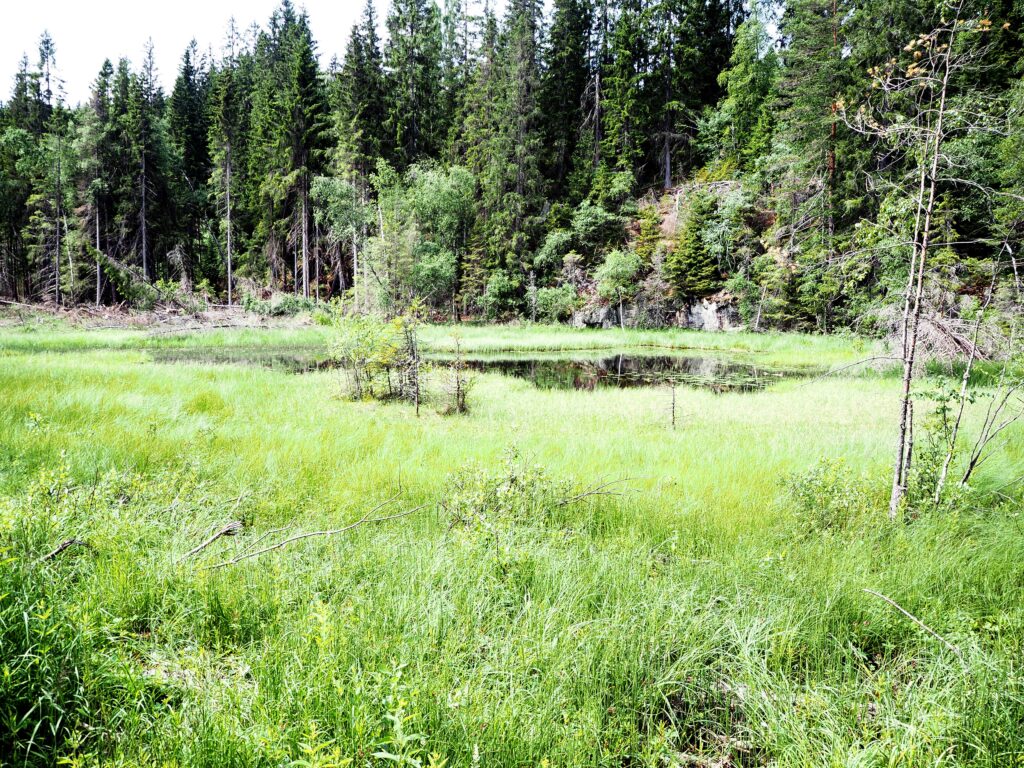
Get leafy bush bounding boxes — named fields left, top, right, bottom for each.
left=331, top=312, right=421, bottom=402
left=534, top=229, right=575, bottom=275
left=411, top=241, right=458, bottom=307
left=596, top=249, right=642, bottom=303
left=480, top=269, right=521, bottom=320
left=535, top=285, right=581, bottom=323
left=787, top=459, right=876, bottom=532
left=241, top=292, right=316, bottom=317
left=442, top=449, right=572, bottom=543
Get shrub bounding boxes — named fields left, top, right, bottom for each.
left=480, top=270, right=521, bottom=320
left=535, top=230, right=575, bottom=275
left=331, top=312, right=421, bottom=403
left=241, top=292, right=316, bottom=317
left=535, top=285, right=581, bottom=323
left=787, top=459, right=876, bottom=532
left=442, top=449, right=572, bottom=542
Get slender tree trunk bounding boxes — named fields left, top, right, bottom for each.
left=226, top=145, right=233, bottom=306
left=301, top=177, right=310, bottom=299
left=889, top=36, right=954, bottom=519
left=54, top=129, right=63, bottom=306
left=140, top=149, right=148, bottom=282
left=352, top=235, right=359, bottom=312
left=95, top=208, right=102, bottom=307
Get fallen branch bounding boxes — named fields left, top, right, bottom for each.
left=558, top=478, right=631, bottom=507
left=863, top=589, right=961, bottom=657
left=202, top=496, right=421, bottom=570
left=797, top=356, right=902, bottom=388
left=238, top=526, right=289, bottom=556
left=39, top=538, right=87, bottom=563
left=178, top=520, right=244, bottom=563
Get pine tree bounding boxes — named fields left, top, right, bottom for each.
left=385, top=0, right=444, bottom=168
left=334, top=0, right=388, bottom=182
left=539, top=0, right=593, bottom=200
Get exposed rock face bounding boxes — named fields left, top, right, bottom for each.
left=675, top=295, right=742, bottom=332
left=571, top=305, right=618, bottom=329
left=572, top=292, right=742, bottom=332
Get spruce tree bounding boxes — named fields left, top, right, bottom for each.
left=334, top=0, right=388, bottom=182
left=666, top=191, right=720, bottom=298
left=539, top=0, right=593, bottom=201
left=169, top=41, right=213, bottom=284
left=385, top=0, right=444, bottom=167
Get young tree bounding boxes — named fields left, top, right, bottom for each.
left=596, top=247, right=641, bottom=328
left=666, top=191, right=721, bottom=298
left=847, top=3, right=999, bottom=517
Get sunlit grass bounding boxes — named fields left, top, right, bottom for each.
left=1, top=324, right=1021, bottom=766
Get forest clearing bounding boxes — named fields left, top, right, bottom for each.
left=3, top=0, right=1024, bottom=763
left=2, top=310, right=1023, bottom=766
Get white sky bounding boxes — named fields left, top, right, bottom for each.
left=0, top=1, right=373, bottom=106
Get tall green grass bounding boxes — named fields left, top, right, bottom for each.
left=0, top=327, right=1021, bottom=767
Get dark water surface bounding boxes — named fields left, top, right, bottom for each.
left=150, top=346, right=819, bottom=393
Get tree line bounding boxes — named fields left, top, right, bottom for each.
left=1, top=0, right=1022, bottom=329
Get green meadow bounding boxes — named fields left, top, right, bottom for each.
left=1, top=320, right=1022, bottom=767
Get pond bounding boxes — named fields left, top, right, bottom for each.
left=149, top=346, right=821, bottom=393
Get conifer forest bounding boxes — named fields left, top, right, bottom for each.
left=1, top=1, right=1024, bottom=766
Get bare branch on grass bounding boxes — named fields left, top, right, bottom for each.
left=863, top=588, right=962, bottom=657
left=202, top=496, right=422, bottom=570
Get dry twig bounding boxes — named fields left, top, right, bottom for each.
left=39, top=538, right=87, bottom=563
left=178, top=520, right=244, bottom=563
left=863, top=589, right=961, bottom=657
left=202, top=496, right=421, bottom=570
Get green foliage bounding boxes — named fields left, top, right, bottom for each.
left=666, top=192, right=722, bottom=298
left=534, top=284, right=580, bottom=323
left=410, top=241, right=457, bottom=303
left=788, top=458, right=876, bottom=532
left=241, top=291, right=316, bottom=317
left=634, top=205, right=662, bottom=265
left=570, top=200, right=625, bottom=260
left=2, top=326, right=1023, bottom=765
left=702, top=15, right=779, bottom=171
left=2, top=0, right=1022, bottom=332
left=480, top=269, right=522, bottom=320
left=331, top=311, right=421, bottom=401
left=0, top=514, right=91, bottom=764
left=596, top=248, right=642, bottom=303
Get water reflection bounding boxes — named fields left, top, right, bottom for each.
left=461, top=354, right=811, bottom=393
left=150, top=347, right=816, bottom=393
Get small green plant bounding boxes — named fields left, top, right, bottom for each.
left=787, top=458, right=876, bottom=532
left=442, top=449, right=572, bottom=545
